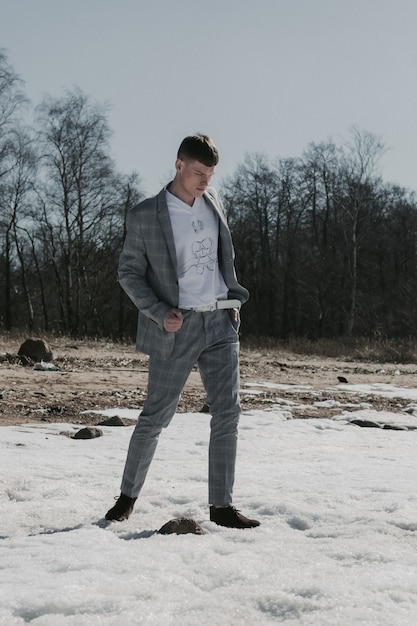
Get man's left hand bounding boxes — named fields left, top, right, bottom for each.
left=229, top=308, right=240, bottom=323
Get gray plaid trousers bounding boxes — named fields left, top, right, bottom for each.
left=120, top=309, right=241, bottom=505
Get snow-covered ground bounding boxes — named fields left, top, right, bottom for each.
left=1, top=382, right=417, bottom=625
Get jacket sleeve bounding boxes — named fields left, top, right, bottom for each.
left=118, top=206, right=171, bottom=329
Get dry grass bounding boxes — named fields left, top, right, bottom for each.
left=2, top=330, right=417, bottom=365
left=241, top=335, right=417, bottom=364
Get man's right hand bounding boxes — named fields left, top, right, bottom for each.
left=163, top=308, right=183, bottom=332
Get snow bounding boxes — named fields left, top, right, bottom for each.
left=1, top=383, right=417, bottom=625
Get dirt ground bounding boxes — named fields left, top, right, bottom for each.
left=1, top=335, right=417, bottom=426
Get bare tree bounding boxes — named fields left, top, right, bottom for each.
left=34, top=88, right=131, bottom=335
left=339, top=127, right=386, bottom=335
left=0, top=49, right=27, bottom=172
left=222, top=153, right=279, bottom=333
left=0, top=50, right=29, bottom=329
left=7, top=127, right=37, bottom=328
left=301, top=141, right=346, bottom=336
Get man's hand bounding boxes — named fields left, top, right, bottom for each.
left=163, top=308, right=183, bottom=332
left=229, top=307, right=240, bottom=324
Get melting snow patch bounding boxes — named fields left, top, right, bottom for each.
left=337, top=408, right=417, bottom=430
left=244, top=381, right=312, bottom=392
left=334, top=382, right=417, bottom=401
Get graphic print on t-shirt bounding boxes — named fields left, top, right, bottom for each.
left=178, top=236, right=217, bottom=276
left=191, top=220, right=204, bottom=233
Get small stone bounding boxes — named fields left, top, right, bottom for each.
left=158, top=517, right=206, bottom=535
left=350, top=419, right=381, bottom=428
left=18, top=339, right=53, bottom=362
left=97, top=415, right=126, bottom=427
left=72, top=427, right=103, bottom=439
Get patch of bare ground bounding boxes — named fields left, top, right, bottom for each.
left=1, top=335, right=416, bottom=426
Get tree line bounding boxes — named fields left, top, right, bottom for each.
left=221, top=136, right=417, bottom=339
left=0, top=50, right=142, bottom=338
left=1, top=50, right=417, bottom=340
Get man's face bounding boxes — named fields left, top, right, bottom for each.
left=174, top=158, right=216, bottom=204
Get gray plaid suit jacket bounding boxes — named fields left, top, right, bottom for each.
left=118, top=185, right=249, bottom=359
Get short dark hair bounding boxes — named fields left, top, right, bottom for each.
left=177, top=133, right=219, bottom=167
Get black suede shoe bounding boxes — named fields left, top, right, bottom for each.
left=210, top=506, right=260, bottom=528
left=105, top=494, right=137, bottom=521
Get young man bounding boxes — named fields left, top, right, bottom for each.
left=105, top=134, right=260, bottom=529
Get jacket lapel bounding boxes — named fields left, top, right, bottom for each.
left=204, top=189, right=228, bottom=227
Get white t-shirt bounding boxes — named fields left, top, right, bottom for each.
left=166, top=191, right=228, bottom=308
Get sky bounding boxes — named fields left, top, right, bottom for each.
left=1, top=0, right=417, bottom=196
left=1, top=380, right=417, bottom=624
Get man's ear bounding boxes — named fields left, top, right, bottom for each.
left=175, top=158, right=184, bottom=173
